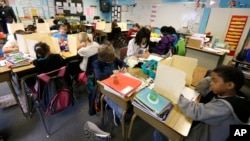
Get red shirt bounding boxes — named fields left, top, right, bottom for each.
left=127, top=28, right=138, bottom=42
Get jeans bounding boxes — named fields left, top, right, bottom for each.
left=153, top=130, right=169, bottom=141
left=104, top=96, right=123, bottom=122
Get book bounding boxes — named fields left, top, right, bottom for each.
left=135, top=87, right=172, bottom=115
left=102, top=73, right=142, bottom=96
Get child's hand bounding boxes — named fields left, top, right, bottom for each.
left=113, top=70, right=119, bottom=74
left=119, top=67, right=127, bottom=73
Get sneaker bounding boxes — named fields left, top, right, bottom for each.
left=112, top=110, right=120, bottom=126
left=84, top=121, right=110, bottom=141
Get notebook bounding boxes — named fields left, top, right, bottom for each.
left=135, top=87, right=171, bottom=115
left=102, top=73, right=142, bottom=96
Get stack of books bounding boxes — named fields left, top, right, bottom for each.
left=102, top=73, right=142, bottom=97
left=133, top=87, right=173, bottom=121
left=5, top=52, right=31, bottom=68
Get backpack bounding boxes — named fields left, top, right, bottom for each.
left=38, top=66, right=71, bottom=115
left=173, top=38, right=186, bottom=56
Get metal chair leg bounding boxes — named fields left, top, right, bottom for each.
left=37, top=105, right=50, bottom=137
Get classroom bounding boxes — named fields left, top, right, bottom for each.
left=0, top=0, right=250, bottom=141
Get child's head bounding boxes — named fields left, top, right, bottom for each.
left=135, top=27, right=150, bottom=46
left=78, top=32, right=91, bottom=43
left=53, top=19, right=59, bottom=25
left=97, top=44, right=115, bottom=63
left=59, top=25, right=68, bottom=35
left=210, top=65, right=244, bottom=96
left=26, top=25, right=36, bottom=33
left=13, top=30, right=26, bottom=40
left=111, top=21, right=118, bottom=29
left=145, top=25, right=153, bottom=32
left=34, top=42, right=50, bottom=58
left=37, top=18, right=45, bottom=23
left=133, top=23, right=140, bottom=30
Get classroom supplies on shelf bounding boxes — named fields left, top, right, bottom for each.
left=102, top=73, right=142, bottom=97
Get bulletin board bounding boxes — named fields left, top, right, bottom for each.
left=54, top=0, right=83, bottom=16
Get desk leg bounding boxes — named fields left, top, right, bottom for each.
left=101, top=94, right=105, bottom=125
left=127, top=114, right=137, bottom=140
left=122, top=110, right=127, bottom=139
left=7, top=80, right=26, bottom=116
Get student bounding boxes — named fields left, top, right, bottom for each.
left=150, top=26, right=176, bottom=56
left=109, top=20, right=127, bottom=49
left=26, top=24, right=36, bottom=33
left=2, top=29, right=26, bottom=53
left=77, top=32, right=100, bottom=72
left=127, top=23, right=140, bottom=42
left=127, top=27, right=150, bottom=58
left=0, top=0, right=17, bottom=33
left=33, top=42, right=66, bottom=74
left=92, top=44, right=128, bottom=125
left=153, top=65, right=250, bottom=141
left=50, top=19, right=60, bottom=30
left=53, top=24, right=68, bottom=51
left=37, top=17, right=45, bottom=23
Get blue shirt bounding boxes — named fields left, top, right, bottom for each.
left=53, top=33, right=68, bottom=40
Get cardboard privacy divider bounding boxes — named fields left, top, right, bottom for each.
left=17, top=32, right=51, bottom=54
left=7, top=23, right=25, bottom=34
left=36, top=23, right=51, bottom=33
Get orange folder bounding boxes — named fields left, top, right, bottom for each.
left=102, top=73, right=142, bottom=96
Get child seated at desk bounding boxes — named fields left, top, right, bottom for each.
left=127, top=23, right=140, bottom=42
left=153, top=65, right=250, bottom=141
left=91, top=44, right=128, bottom=125
left=149, top=26, right=177, bottom=56
left=33, top=42, right=66, bottom=74
left=2, top=30, right=26, bottom=53
left=53, top=24, right=68, bottom=51
left=127, top=27, right=150, bottom=58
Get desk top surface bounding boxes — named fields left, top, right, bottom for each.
left=187, top=46, right=226, bottom=56
left=0, top=66, right=11, bottom=73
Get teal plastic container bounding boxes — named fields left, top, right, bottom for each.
left=141, top=60, right=158, bottom=78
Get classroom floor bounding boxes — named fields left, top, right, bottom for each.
left=0, top=81, right=155, bottom=141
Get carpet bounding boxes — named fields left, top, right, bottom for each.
left=0, top=94, right=17, bottom=109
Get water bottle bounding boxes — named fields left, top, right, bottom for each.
left=212, top=37, right=219, bottom=48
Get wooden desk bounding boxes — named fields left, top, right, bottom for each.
left=98, top=68, right=146, bottom=139
left=128, top=104, right=192, bottom=141
left=186, top=46, right=226, bottom=69
left=0, top=66, right=26, bottom=115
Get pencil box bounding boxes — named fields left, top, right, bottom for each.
left=141, top=60, right=158, bottom=78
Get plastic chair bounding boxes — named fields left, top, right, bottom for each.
left=119, top=47, right=128, bottom=61
left=20, top=66, right=79, bottom=137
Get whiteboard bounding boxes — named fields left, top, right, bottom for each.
left=124, top=2, right=203, bottom=32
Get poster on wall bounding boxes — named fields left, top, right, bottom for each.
left=224, top=15, right=248, bottom=56
left=54, top=0, right=83, bottom=16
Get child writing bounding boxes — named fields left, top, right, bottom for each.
left=153, top=65, right=250, bottom=141
left=127, top=27, right=150, bottom=58
left=53, top=24, right=68, bottom=51
left=91, top=44, right=128, bottom=125
left=2, top=29, right=26, bottom=53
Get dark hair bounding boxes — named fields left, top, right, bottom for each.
left=134, top=23, right=140, bottom=29
left=213, top=65, right=245, bottom=91
left=53, top=19, right=59, bottom=25
left=37, top=18, right=45, bottom=23
left=13, top=30, right=26, bottom=40
left=111, top=21, right=118, bottom=29
left=135, top=27, right=150, bottom=46
left=168, top=26, right=177, bottom=34
left=97, top=44, right=115, bottom=63
left=26, top=25, right=36, bottom=32
left=34, top=42, right=50, bottom=58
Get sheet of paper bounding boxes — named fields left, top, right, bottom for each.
left=139, top=54, right=163, bottom=62
left=181, top=87, right=199, bottom=101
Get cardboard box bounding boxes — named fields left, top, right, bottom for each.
left=186, top=38, right=203, bottom=48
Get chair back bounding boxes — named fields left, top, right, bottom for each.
left=120, top=47, right=128, bottom=61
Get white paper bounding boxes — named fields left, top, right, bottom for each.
left=139, top=54, right=163, bottom=62
left=181, top=87, right=199, bottom=101
left=154, top=64, right=186, bottom=104
left=16, top=34, right=28, bottom=54
left=56, top=2, right=62, bottom=6
left=26, top=39, right=38, bottom=58
left=67, top=34, right=79, bottom=56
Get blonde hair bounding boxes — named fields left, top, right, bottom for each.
left=78, top=32, right=92, bottom=43
left=98, top=44, right=115, bottom=63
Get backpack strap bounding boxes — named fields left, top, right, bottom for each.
left=57, top=66, right=66, bottom=77
left=38, top=73, right=51, bottom=83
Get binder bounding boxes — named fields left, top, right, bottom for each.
left=102, top=73, right=142, bottom=96
left=135, top=87, right=171, bottom=115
